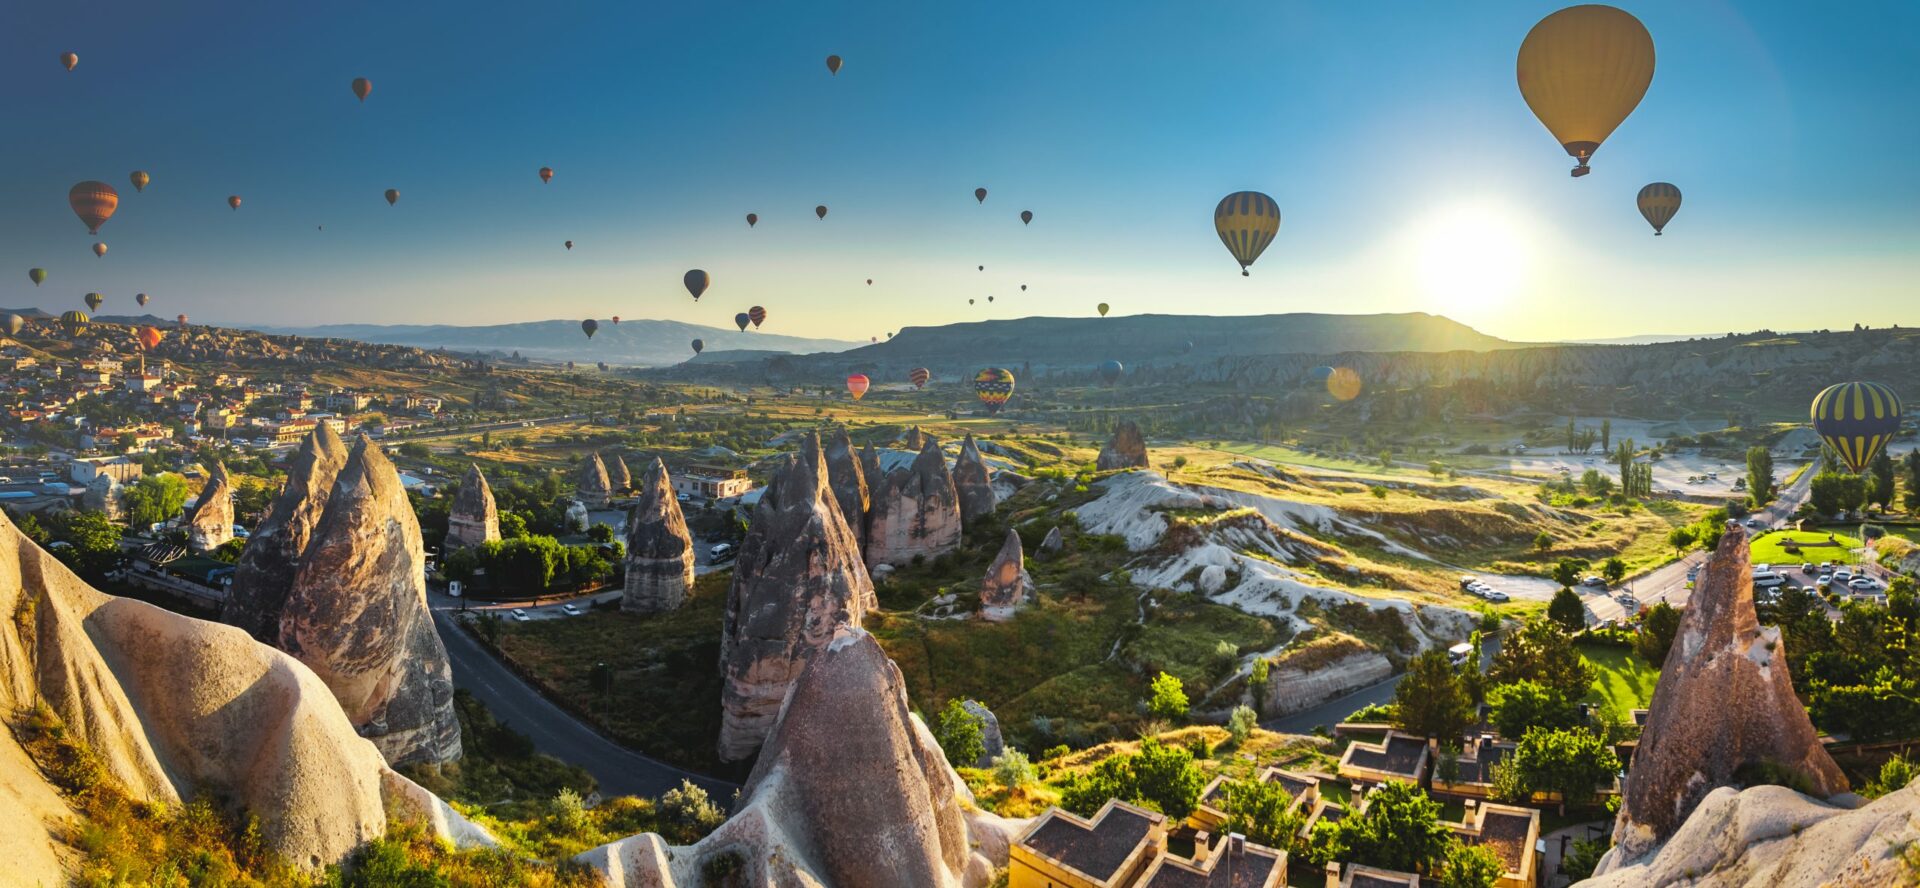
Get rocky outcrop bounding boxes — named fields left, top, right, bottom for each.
left=1583, top=783, right=1916, bottom=888
left=962, top=700, right=1006, bottom=768
left=953, top=433, right=997, bottom=523
left=823, top=427, right=869, bottom=545
left=717, top=434, right=874, bottom=762
left=978, top=528, right=1033, bottom=622
left=1259, top=643, right=1394, bottom=716
left=576, top=452, right=612, bottom=507
left=903, top=426, right=926, bottom=451
left=1096, top=420, right=1150, bottom=471
left=445, top=463, right=500, bottom=550
left=82, top=473, right=124, bottom=520
left=580, top=628, right=1015, bottom=887
left=866, top=437, right=963, bottom=570
left=1610, top=525, right=1846, bottom=862
left=0, top=509, right=489, bottom=884
left=860, top=440, right=884, bottom=503
left=604, top=451, right=631, bottom=493
left=184, top=460, right=234, bottom=552
left=622, top=459, right=694, bottom=615
left=278, top=438, right=462, bottom=767
left=1039, top=525, right=1065, bottom=555
left=225, top=424, right=351, bottom=642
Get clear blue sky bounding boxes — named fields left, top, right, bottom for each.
left=2, top=1, right=1916, bottom=341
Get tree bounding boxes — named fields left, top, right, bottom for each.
left=499, top=511, right=530, bottom=539
left=1487, top=680, right=1580, bottom=740
left=933, top=699, right=986, bottom=768
left=1509, top=727, right=1620, bottom=812
left=1599, top=419, right=1612, bottom=452
left=658, top=779, right=727, bottom=844
left=1218, top=777, right=1305, bottom=848
left=1393, top=650, right=1474, bottom=741
left=1437, top=841, right=1505, bottom=888
left=1666, top=525, right=1697, bottom=557
left=1547, top=587, right=1586, bottom=633
left=1532, top=531, right=1553, bottom=552
left=1902, top=450, right=1920, bottom=512
left=52, top=510, right=122, bottom=579
left=1549, top=558, right=1589, bottom=590
left=991, top=750, right=1036, bottom=790
left=1601, top=557, right=1628, bottom=586
left=1810, top=470, right=1867, bottom=517
left=1746, top=446, right=1776, bottom=506
left=1314, top=781, right=1452, bottom=874
left=1634, top=601, right=1681, bottom=665
left=1147, top=671, right=1189, bottom=720
left=1227, top=705, right=1258, bottom=745
left=123, top=473, right=189, bottom=529
left=1490, top=620, right=1593, bottom=700
left=1868, top=449, right=1896, bottom=512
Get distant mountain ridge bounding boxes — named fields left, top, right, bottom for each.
left=250, top=319, right=859, bottom=366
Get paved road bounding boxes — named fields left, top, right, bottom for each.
left=1261, top=636, right=1500, bottom=735
left=432, top=610, right=738, bottom=799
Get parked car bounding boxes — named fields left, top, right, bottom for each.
left=1459, top=575, right=1481, bottom=591
left=709, top=542, right=736, bottom=562
left=1815, top=575, right=1834, bottom=590
left=1801, top=562, right=1815, bottom=574
left=1833, top=570, right=1855, bottom=584
left=1448, top=642, right=1474, bottom=667
left=1848, top=577, right=1881, bottom=592
left=1753, top=572, right=1786, bottom=589
left=1581, top=576, right=1606, bottom=587
left=560, top=603, right=581, bottom=616
left=1483, top=589, right=1510, bottom=603
left=510, top=608, right=530, bottom=622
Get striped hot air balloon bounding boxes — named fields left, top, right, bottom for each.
left=60, top=310, right=89, bottom=335
left=1637, top=182, right=1681, bottom=235
left=908, top=367, right=930, bottom=389
left=846, top=374, right=870, bottom=400
left=1214, top=191, right=1281, bottom=276
left=748, top=306, right=766, bottom=328
left=973, top=368, right=1015, bottom=416
left=1811, top=382, right=1902, bottom=473
left=69, top=181, right=119, bottom=234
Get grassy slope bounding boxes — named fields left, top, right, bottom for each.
left=1578, top=642, right=1660, bottom=725
left=1749, top=529, right=1863, bottom=567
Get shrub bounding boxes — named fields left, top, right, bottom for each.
left=1227, top=705, right=1258, bottom=745
left=1437, top=840, right=1506, bottom=888
left=991, top=750, right=1036, bottom=791
left=1147, top=672, right=1190, bottom=720
left=658, top=779, right=726, bottom=844
left=934, top=699, right=987, bottom=767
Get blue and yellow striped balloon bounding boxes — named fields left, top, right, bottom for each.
left=1214, top=191, right=1281, bottom=276
left=1637, top=182, right=1681, bottom=235
left=1811, top=381, right=1902, bottom=473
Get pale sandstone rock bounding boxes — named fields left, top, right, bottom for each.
left=623, top=458, right=695, bottom=615
left=444, top=463, right=500, bottom=551
left=576, top=452, right=612, bottom=507
left=1096, top=419, right=1150, bottom=471
left=225, top=424, right=350, bottom=642
left=953, top=433, right=997, bottom=524
left=978, top=528, right=1033, bottom=622
left=865, top=437, right=963, bottom=570
left=184, top=460, right=235, bottom=552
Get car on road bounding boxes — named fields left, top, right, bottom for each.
left=560, top=603, right=582, bottom=616
left=1483, top=589, right=1510, bottom=603
left=510, top=608, right=530, bottom=622
left=1833, top=569, right=1854, bottom=584
left=1753, top=572, right=1787, bottom=589
left=1848, top=577, right=1881, bottom=593
left=1815, top=574, right=1833, bottom=590
left=1459, top=575, right=1481, bottom=591
left=1801, top=562, right=1815, bottom=574
left=1581, top=576, right=1606, bottom=588
left=1743, top=518, right=1761, bottom=529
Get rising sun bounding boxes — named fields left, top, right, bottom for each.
left=1413, top=203, right=1533, bottom=313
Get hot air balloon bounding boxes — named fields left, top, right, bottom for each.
left=2, top=315, right=23, bottom=337
left=691, top=339, right=704, bottom=355
left=866, top=279, right=873, bottom=285
left=611, top=316, right=620, bottom=325
left=1308, top=365, right=1335, bottom=384
left=1020, top=284, right=1026, bottom=291
left=987, top=296, right=994, bottom=302
left=176, top=314, right=188, bottom=326
left=978, top=265, right=984, bottom=271
left=1215, top=191, right=1281, bottom=276
left=351, top=77, right=372, bottom=102
left=748, top=306, right=766, bottom=328
left=1637, top=182, right=1681, bottom=235
left=61, top=310, right=88, bottom=335
left=734, top=312, right=750, bottom=331
left=69, top=181, right=119, bottom=234
left=746, top=213, right=758, bottom=227
left=28, top=268, right=46, bottom=287
left=581, top=319, right=599, bottom=339
left=1811, top=382, right=1903, bottom=473
left=597, top=362, right=608, bottom=372
left=870, top=337, right=878, bottom=343
left=539, top=167, right=553, bottom=184
left=565, top=240, right=573, bottom=250
left=968, top=299, right=974, bottom=305
left=1326, top=367, right=1364, bottom=401
left=684, top=269, right=709, bottom=301
left=85, top=293, right=103, bottom=311
left=1098, top=360, right=1124, bottom=384
left=60, top=52, right=78, bottom=71
left=1097, top=303, right=1110, bottom=316
left=846, top=374, right=870, bottom=400
left=825, top=55, right=842, bottom=75
left=385, top=188, right=400, bottom=206
left=136, top=293, right=149, bottom=306
left=228, top=195, right=242, bottom=210
left=1021, top=210, right=1033, bottom=225
left=1516, top=5, right=1655, bottom=178
left=975, top=187, right=988, bottom=203
left=973, top=368, right=1015, bottom=416
left=92, top=243, right=107, bottom=258
left=130, top=171, right=150, bottom=193
left=137, top=326, right=163, bottom=350
left=909, top=367, right=930, bottom=389
left=815, top=205, right=828, bottom=220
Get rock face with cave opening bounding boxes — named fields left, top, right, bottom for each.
left=445, top=463, right=500, bottom=551
left=865, top=437, right=963, bottom=570
left=717, top=434, right=874, bottom=761
left=622, top=458, right=695, bottom=615
left=1096, top=420, right=1150, bottom=471
left=953, top=433, right=997, bottom=524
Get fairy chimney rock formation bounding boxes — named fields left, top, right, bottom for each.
left=1039, top=525, right=1066, bottom=555
left=184, top=460, right=234, bottom=552
left=1611, top=524, right=1848, bottom=862
left=823, top=427, right=870, bottom=545
left=279, top=438, right=462, bottom=766
left=953, top=433, right=997, bottom=524
left=604, top=451, right=632, bottom=493
left=859, top=440, right=884, bottom=502
left=903, top=425, right=926, bottom=451
left=865, top=437, right=963, bottom=570
left=717, top=434, right=874, bottom=761
left=978, top=529, right=1034, bottom=622
left=1096, top=420, right=1150, bottom=471
left=623, top=459, right=695, bottom=615
left=576, top=452, right=612, bottom=507
left=445, top=463, right=500, bottom=551
left=223, top=424, right=350, bottom=642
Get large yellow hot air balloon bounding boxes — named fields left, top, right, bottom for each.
left=61, top=310, right=89, bottom=335
left=846, top=374, right=870, bottom=400
left=1811, top=382, right=1902, bottom=474
left=973, top=368, right=1015, bottom=416
left=129, top=171, right=150, bottom=193
left=1214, top=191, right=1280, bottom=276
left=1516, top=5, right=1656, bottom=178
left=69, top=181, right=119, bottom=234
left=1636, top=182, right=1681, bottom=235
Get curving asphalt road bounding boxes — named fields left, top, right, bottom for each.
left=432, top=610, right=738, bottom=799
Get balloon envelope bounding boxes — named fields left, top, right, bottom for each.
left=228, top=195, right=242, bottom=210
left=815, top=205, right=828, bottom=220
left=611, top=316, right=620, bottom=325
left=1811, top=382, right=1902, bottom=473
left=136, top=293, right=149, bottom=306
left=69, top=181, right=119, bottom=234
left=1516, top=5, right=1655, bottom=177
left=734, top=312, right=751, bottom=331
left=909, top=367, right=930, bottom=389
left=1637, top=182, right=1681, bottom=234
left=1021, top=210, right=1033, bottom=225
left=973, top=368, right=1016, bottom=416
left=975, top=187, right=987, bottom=203
left=385, top=188, right=399, bottom=206
left=581, top=319, right=598, bottom=339
left=1215, top=191, right=1281, bottom=275
left=176, top=314, right=188, bottom=326
left=61, top=310, right=88, bottom=334
left=1097, top=303, right=1110, bottom=316
left=748, top=306, right=766, bottom=328
left=130, top=171, right=150, bottom=192
left=1, top=314, right=22, bottom=336
left=1098, top=360, right=1123, bottom=384
left=565, top=240, right=573, bottom=250
left=28, top=268, right=46, bottom=286
left=825, top=54, right=842, bottom=74
left=691, top=339, right=704, bottom=355
left=137, top=326, right=163, bottom=350
left=92, top=243, right=107, bottom=258
left=60, top=52, right=78, bottom=71
left=846, top=374, right=870, bottom=400
left=746, top=213, right=757, bottom=227
left=539, top=167, right=553, bottom=183
left=351, top=77, right=372, bottom=101
left=85, top=293, right=103, bottom=310
left=684, top=269, right=709, bottom=300
left=1308, top=365, right=1335, bottom=383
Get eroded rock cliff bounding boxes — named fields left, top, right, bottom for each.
left=184, top=460, right=235, bottom=552
left=1096, top=420, right=1150, bottom=471
left=953, top=433, right=997, bottom=523
left=622, top=458, right=695, bottom=615
left=224, top=424, right=350, bottom=642
left=865, top=437, right=963, bottom=570
left=445, top=463, right=500, bottom=551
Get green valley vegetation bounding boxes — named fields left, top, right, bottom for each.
left=1764, top=577, right=1920, bottom=742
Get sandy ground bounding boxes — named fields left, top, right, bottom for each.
left=1478, top=415, right=1822, bottom=498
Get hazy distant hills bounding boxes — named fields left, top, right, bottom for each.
left=4, top=308, right=186, bottom=326
left=251, top=319, right=859, bottom=365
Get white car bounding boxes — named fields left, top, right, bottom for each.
left=1848, top=577, right=1881, bottom=592
left=1833, top=570, right=1855, bottom=584
left=1482, top=589, right=1510, bottom=603
left=560, top=603, right=582, bottom=616
left=1581, top=576, right=1606, bottom=588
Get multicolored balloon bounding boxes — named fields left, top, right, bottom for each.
left=69, top=181, right=119, bottom=234
left=85, top=293, right=103, bottom=311
left=539, top=167, right=554, bottom=184
left=748, top=306, right=766, bottom=328
left=1637, top=182, right=1681, bottom=235
left=909, top=367, right=930, bottom=389
left=1811, top=382, right=1903, bottom=473
left=684, top=269, right=709, bottom=300
left=130, top=171, right=150, bottom=193
left=1516, top=5, right=1655, bottom=178
left=92, top=243, right=108, bottom=258
left=1215, top=191, right=1281, bottom=276
left=973, top=368, right=1015, bottom=416
left=581, top=318, right=599, bottom=339
left=846, top=374, right=870, bottom=400
left=351, top=77, right=372, bottom=102
left=385, top=188, right=400, bottom=206
left=60, top=52, right=78, bottom=71
left=137, top=326, right=164, bottom=350
left=61, top=310, right=89, bottom=335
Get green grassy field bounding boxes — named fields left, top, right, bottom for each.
left=1749, top=530, right=1862, bottom=567
left=1578, top=642, right=1660, bottom=725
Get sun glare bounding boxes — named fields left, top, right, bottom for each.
left=1413, top=203, right=1532, bottom=313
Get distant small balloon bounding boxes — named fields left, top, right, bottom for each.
left=129, top=171, right=150, bottom=193
left=1098, top=360, right=1123, bottom=384
left=176, top=314, right=188, bottom=326
left=748, top=305, right=766, bottom=328
left=136, top=293, right=149, bottom=306
left=92, top=243, right=107, bottom=258
left=866, top=279, right=873, bottom=285
left=61, top=52, right=79, bottom=71
left=987, top=296, right=994, bottom=302
left=691, top=338, right=704, bottom=355
left=825, top=54, right=843, bottom=75
left=815, top=205, right=828, bottom=220
left=978, top=265, right=984, bottom=271
left=746, top=213, right=758, bottom=227
left=385, top=188, right=399, bottom=206
left=351, top=77, right=372, bottom=102
left=909, top=367, right=930, bottom=389
left=228, top=195, right=242, bottom=210
left=1020, top=284, right=1027, bottom=291
left=734, top=312, right=750, bottom=331
left=975, top=187, right=988, bottom=204
left=85, top=293, right=104, bottom=311
left=684, top=269, right=710, bottom=301
left=539, top=166, right=553, bottom=184
left=611, top=315, right=620, bottom=325
left=581, top=318, right=599, bottom=339
left=969, top=299, right=974, bottom=305
left=565, top=240, right=573, bottom=250
left=1021, top=210, right=1033, bottom=225
left=137, top=326, right=164, bottom=350
left=28, top=268, right=46, bottom=287
left=846, top=374, right=869, bottom=400
left=1097, top=303, right=1110, bottom=316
